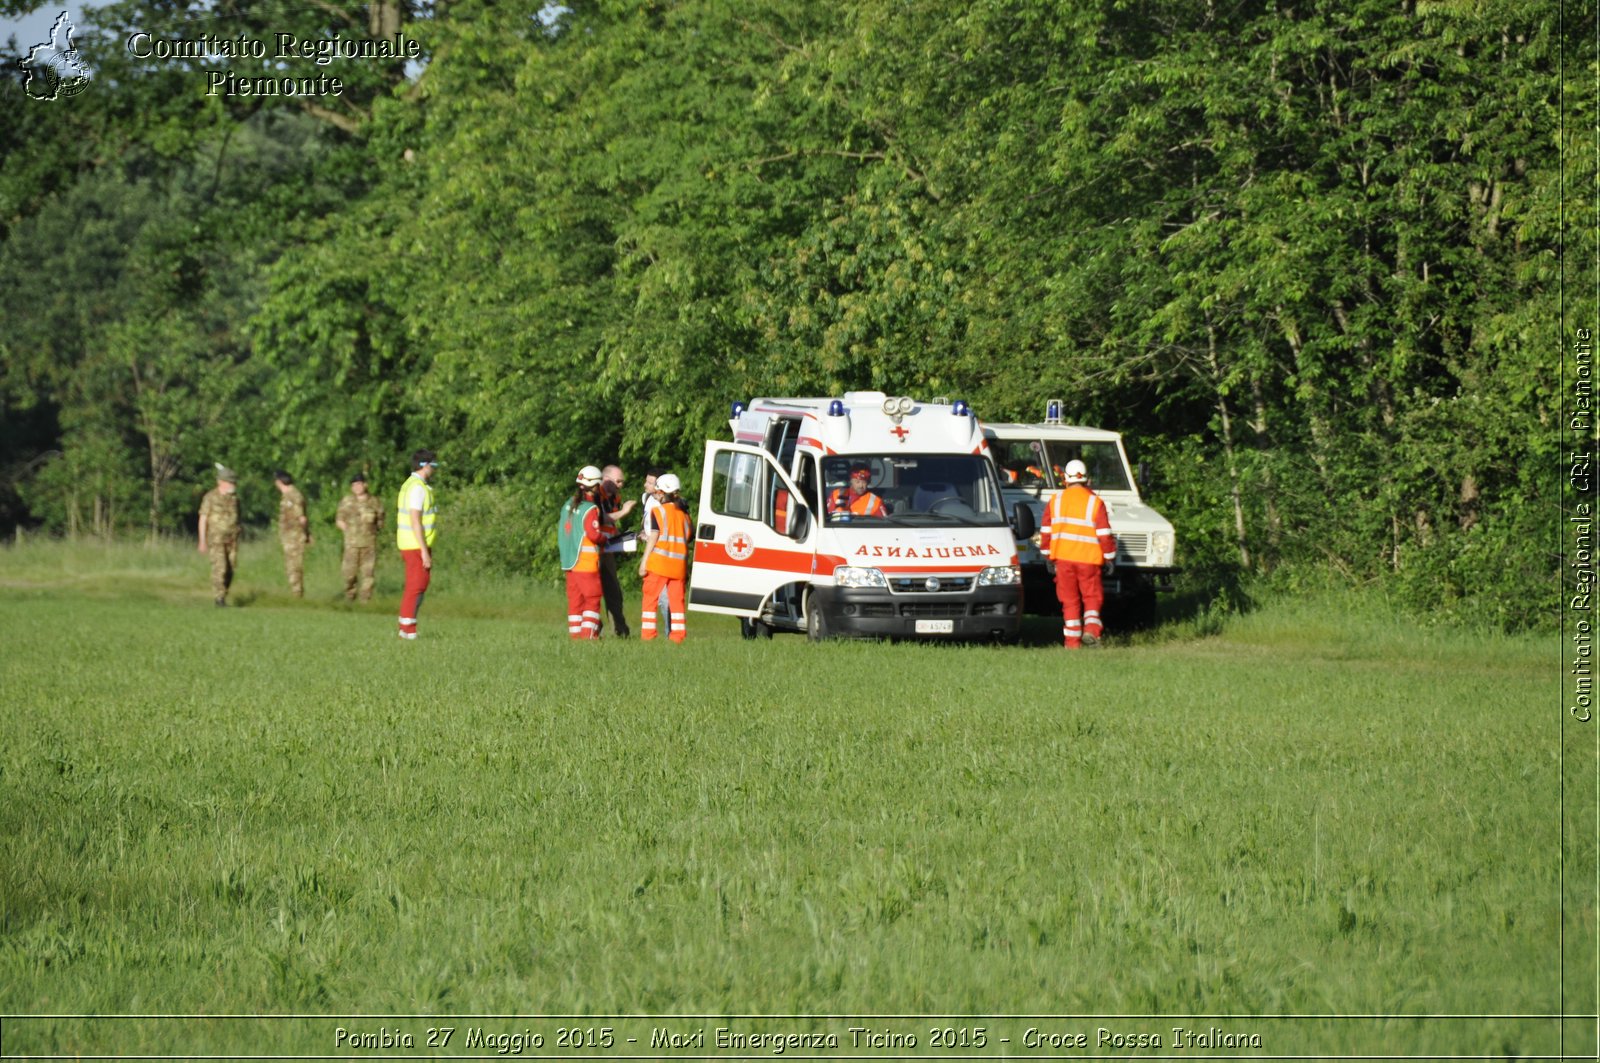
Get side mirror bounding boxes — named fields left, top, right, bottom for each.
left=788, top=506, right=812, bottom=541
left=1011, top=501, right=1037, bottom=540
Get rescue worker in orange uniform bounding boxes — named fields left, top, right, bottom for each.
left=638, top=473, right=693, bottom=642
left=559, top=466, right=607, bottom=639
left=1039, top=459, right=1117, bottom=648
left=827, top=462, right=886, bottom=516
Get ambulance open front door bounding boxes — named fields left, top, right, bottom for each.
left=688, top=441, right=813, bottom=618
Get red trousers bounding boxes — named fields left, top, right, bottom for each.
left=640, top=572, right=686, bottom=642
left=1054, top=561, right=1104, bottom=648
left=566, top=570, right=602, bottom=639
left=399, top=548, right=432, bottom=635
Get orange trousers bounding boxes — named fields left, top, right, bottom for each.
left=640, top=572, right=686, bottom=642
left=1054, top=561, right=1104, bottom=648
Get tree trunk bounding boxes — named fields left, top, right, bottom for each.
left=148, top=459, right=163, bottom=545
left=369, top=1, right=402, bottom=38
left=1207, top=324, right=1251, bottom=570
left=1250, top=374, right=1282, bottom=557
left=1276, top=307, right=1334, bottom=489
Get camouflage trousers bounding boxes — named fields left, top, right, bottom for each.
left=208, top=537, right=238, bottom=601
left=281, top=537, right=306, bottom=598
left=341, top=543, right=377, bottom=601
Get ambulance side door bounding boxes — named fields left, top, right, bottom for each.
left=688, top=441, right=813, bottom=617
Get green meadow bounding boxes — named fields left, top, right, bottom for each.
left=0, top=541, right=1587, bottom=1058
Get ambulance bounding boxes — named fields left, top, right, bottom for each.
left=983, top=401, right=1177, bottom=624
left=687, top=392, right=1037, bottom=640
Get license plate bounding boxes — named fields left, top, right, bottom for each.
left=915, top=619, right=955, bottom=634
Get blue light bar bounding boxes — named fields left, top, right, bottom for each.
left=952, top=399, right=970, bottom=416
left=731, top=401, right=746, bottom=419
left=828, top=399, right=846, bottom=417
left=1046, top=400, right=1061, bottom=423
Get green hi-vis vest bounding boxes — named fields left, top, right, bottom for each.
left=558, top=500, right=597, bottom=571
left=396, top=473, right=437, bottom=549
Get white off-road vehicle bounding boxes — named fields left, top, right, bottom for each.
left=983, top=402, right=1176, bottom=625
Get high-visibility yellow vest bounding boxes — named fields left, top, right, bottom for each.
left=395, top=473, right=437, bottom=549
left=645, top=502, right=691, bottom=580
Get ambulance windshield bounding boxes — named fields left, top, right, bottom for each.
left=822, top=455, right=1006, bottom=525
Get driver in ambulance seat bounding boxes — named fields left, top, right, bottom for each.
left=827, top=463, right=886, bottom=516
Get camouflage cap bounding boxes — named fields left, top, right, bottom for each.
left=214, top=463, right=237, bottom=483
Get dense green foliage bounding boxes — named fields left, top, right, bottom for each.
left=1, top=0, right=1590, bottom=629
left=0, top=544, right=1578, bottom=1055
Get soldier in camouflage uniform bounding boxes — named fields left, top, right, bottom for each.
left=274, top=470, right=312, bottom=598
left=334, top=472, right=384, bottom=601
left=197, top=464, right=241, bottom=607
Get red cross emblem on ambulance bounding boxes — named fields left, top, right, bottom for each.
left=890, top=425, right=910, bottom=442
left=726, top=531, right=755, bottom=562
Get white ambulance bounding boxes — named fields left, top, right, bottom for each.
left=982, top=401, right=1177, bottom=624
left=687, top=392, right=1037, bottom=640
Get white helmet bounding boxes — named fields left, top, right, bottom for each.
left=1063, top=460, right=1089, bottom=483
left=576, top=465, right=603, bottom=487
left=656, top=473, right=681, bottom=494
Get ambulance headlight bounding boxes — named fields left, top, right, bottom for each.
left=1150, top=531, right=1175, bottom=567
left=977, top=565, right=1021, bottom=586
left=833, top=566, right=889, bottom=589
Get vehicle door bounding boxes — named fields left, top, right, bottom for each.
left=688, top=441, right=814, bottom=617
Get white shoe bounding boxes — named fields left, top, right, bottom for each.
left=397, top=630, right=417, bottom=640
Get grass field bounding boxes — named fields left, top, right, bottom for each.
left=0, top=540, right=1590, bottom=1059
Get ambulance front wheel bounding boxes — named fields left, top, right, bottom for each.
left=740, top=617, right=774, bottom=640
left=805, top=596, right=830, bottom=642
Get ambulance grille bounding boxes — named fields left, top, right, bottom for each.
left=888, top=576, right=975, bottom=594
left=1116, top=533, right=1149, bottom=563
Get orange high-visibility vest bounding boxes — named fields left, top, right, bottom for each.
left=645, top=502, right=691, bottom=580
left=576, top=532, right=601, bottom=573
left=774, top=489, right=791, bottom=535
left=1043, top=484, right=1115, bottom=565
left=828, top=489, right=885, bottom=516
